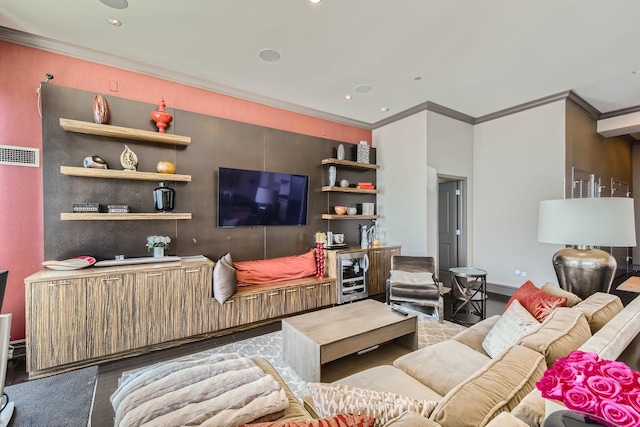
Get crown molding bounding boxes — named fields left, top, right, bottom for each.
left=0, top=26, right=371, bottom=130
left=372, top=100, right=474, bottom=129
left=600, top=104, right=640, bottom=120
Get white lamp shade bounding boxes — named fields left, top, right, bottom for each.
left=538, top=198, right=636, bottom=247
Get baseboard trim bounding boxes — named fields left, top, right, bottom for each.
left=486, top=282, right=517, bottom=296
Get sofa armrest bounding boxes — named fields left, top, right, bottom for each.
left=572, top=292, right=623, bottom=334
left=451, top=315, right=500, bottom=355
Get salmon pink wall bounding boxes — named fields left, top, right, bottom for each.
left=0, top=40, right=372, bottom=341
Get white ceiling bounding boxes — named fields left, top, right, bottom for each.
left=2, top=0, right=640, bottom=127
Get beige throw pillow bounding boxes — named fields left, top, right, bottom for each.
left=482, top=300, right=540, bottom=358
left=213, top=253, right=237, bottom=304
left=308, top=383, right=437, bottom=427
left=390, top=271, right=434, bottom=284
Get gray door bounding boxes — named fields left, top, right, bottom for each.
left=438, top=181, right=459, bottom=285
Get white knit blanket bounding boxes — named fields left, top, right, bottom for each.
left=110, top=353, right=289, bottom=427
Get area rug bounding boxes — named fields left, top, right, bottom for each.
left=5, top=365, right=98, bottom=427
left=120, top=308, right=466, bottom=402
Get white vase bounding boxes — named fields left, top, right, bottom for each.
left=328, top=166, right=337, bottom=186
left=337, top=144, right=345, bottom=160
left=153, top=247, right=164, bottom=258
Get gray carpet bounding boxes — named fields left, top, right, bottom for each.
left=5, top=366, right=97, bottom=427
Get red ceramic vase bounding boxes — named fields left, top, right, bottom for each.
left=150, top=97, right=173, bottom=133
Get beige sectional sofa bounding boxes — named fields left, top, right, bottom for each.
left=302, top=290, right=634, bottom=427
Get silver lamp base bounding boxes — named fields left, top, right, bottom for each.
left=552, top=246, right=616, bottom=300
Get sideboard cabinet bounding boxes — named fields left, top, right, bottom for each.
left=25, top=258, right=213, bottom=377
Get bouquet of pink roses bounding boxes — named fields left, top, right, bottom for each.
left=536, top=350, right=640, bottom=427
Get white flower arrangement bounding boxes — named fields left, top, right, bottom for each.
left=146, top=235, right=171, bottom=251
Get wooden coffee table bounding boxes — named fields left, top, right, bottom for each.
left=282, top=299, right=417, bottom=382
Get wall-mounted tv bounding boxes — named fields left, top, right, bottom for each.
left=218, top=167, right=309, bottom=227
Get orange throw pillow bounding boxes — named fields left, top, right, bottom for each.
left=234, top=250, right=317, bottom=285
left=505, top=280, right=567, bottom=322
left=239, top=414, right=376, bottom=427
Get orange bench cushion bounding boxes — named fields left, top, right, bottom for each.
left=234, top=250, right=317, bottom=285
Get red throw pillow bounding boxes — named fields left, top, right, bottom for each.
left=239, top=414, right=376, bottom=427
left=234, top=250, right=317, bottom=285
left=505, top=280, right=567, bottom=322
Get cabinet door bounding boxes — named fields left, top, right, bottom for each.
left=217, top=298, right=241, bottom=330
left=178, top=265, right=212, bottom=337
left=284, top=287, right=305, bottom=315
left=368, top=249, right=385, bottom=296
left=302, top=284, right=321, bottom=311
left=238, top=293, right=264, bottom=325
left=86, top=273, right=135, bottom=359
left=320, top=281, right=337, bottom=306
left=134, top=268, right=181, bottom=347
left=264, top=289, right=286, bottom=319
left=27, top=278, right=87, bottom=371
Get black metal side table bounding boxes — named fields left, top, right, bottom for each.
left=450, top=267, right=487, bottom=324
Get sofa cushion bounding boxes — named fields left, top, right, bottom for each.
left=541, top=282, right=582, bottom=307
left=506, top=281, right=567, bottom=322
left=510, top=389, right=545, bottom=427
left=308, top=383, right=437, bottom=427
left=234, top=250, right=317, bottom=285
left=517, top=307, right=591, bottom=367
left=429, top=345, right=547, bottom=427
left=452, top=315, right=500, bottom=355
left=240, top=414, right=376, bottom=427
left=572, top=292, right=623, bottom=334
left=482, top=300, right=541, bottom=358
left=393, top=340, right=491, bottom=396
left=213, top=252, right=237, bottom=304
left=334, top=365, right=443, bottom=402
left=383, top=411, right=441, bottom=427
left=483, top=412, right=530, bottom=427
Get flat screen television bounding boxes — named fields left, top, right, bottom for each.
left=218, top=167, right=309, bottom=227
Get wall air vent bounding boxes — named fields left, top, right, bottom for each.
left=0, top=145, right=40, bottom=167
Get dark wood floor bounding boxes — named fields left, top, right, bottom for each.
left=12, top=285, right=639, bottom=426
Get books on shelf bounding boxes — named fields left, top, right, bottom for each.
left=356, top=182, right=375, bottom=190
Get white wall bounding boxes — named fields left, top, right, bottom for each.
left=473, top=100, right=566, bottom=288
left=426, top=111, right=474, bottom=265
left=373, top=111, right=428, bottom=255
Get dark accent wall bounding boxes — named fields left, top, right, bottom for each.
left=42, top=84, right=376, bottom=262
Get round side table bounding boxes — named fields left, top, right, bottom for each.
left=449, top=267, right=487, bottom=324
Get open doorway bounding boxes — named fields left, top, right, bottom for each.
left=438, top=177, right=467, bottom=286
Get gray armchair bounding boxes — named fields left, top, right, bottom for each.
left=386, top=256, right=444, bottom=323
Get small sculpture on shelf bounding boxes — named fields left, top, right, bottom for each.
left=83, top=155, right=108, bottom=169
left=92, top=94, right=110, bottom=124
left=120, top=145, right=138, bottom=171
left=153, top=182, right=175, bottom=212
left=156, top=160, right=176, bottom=174
left=150, top=97, right=173, bottom=133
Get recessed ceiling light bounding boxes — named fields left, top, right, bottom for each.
left=106, top=17, right=122, bottom=26
left=258, top=49, right=281, bottom=62
left=414, top=76, right=422, bottom=81
left=99, top=0, right=128, bottom=9
left=309, top=0, right=323, bottom=4
left=633, top=70, right=640, bottom=74
left=380, top=107, right=389, bottom=113
left=354, top=85, right=372, bottom=94
left=345, top=95, right=352, bottom=100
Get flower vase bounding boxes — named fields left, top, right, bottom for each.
left=153, top=247, right=164, bottom=258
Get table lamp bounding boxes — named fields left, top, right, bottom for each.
left=537, top=197, right=636, bottom=299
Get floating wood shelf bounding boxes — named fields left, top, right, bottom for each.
left=61, top=213, right=192, bottom=221
left=60, top=118, right=191, bottom=146
left=60, top=166, right=191, bottom=182
left=321, top=186, right=379, bottom=194
left=321, top=158, right=379, bottom=170
left=322, top=214, right=380, bottom=220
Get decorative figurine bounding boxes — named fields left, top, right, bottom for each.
left=120, top=145, right=138, bottom=171
left=92, top=94, right=110, bottom=124
left=150, top=97, right=173, bottom=133
left=156, top=160, right=176, bottom=174
left=83, top=155, right=108, bottom=169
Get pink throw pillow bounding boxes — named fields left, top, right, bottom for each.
left=505, top=280, right=567, bottom=322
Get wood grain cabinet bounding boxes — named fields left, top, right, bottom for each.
left=25, top=258, right=213, bottom=378
left=26, top=277, right=87, bottom=371
left=86, top=273, right=135, bottom=359
left=367, top=246, right=401, bottom=296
